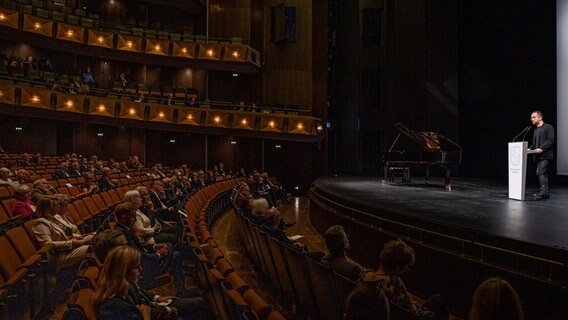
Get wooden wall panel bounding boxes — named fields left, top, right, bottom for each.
left=0, top=115, right=57, bottom=155
left=209, top=0, right=252, bottom=40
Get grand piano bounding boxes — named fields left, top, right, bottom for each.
left=382, top=123, right=462, bottom=190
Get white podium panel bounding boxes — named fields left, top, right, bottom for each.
left=508, top=141, right=528, bottom=200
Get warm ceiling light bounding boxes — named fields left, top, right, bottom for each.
left=158, top=112, right=165, bottom=118
left=129, top=108, right=136, bottom=115
left=268, top=120, right=275, bottom=128
left=181, top=47, right=187, bottom=53
left=187, top=114, right=193, bottom=120
left=97, top=36, right=104, bottom=43
left=98, top=104, right=106, bottom=111
left=214, top=116, right=221, bottom=123
left=297, top=123, right=304, bottom=130
left=126, top=41, right=133, bottom=48
left=66, top=100, right=74, bottom=107
left=31, top=95, right=40, bottom=103
left=34, top=22, right=41, bottom=29
left=232, top=51, right=239, bottom=58
left=66, top=30, right=74, bottom=37
left=154, top=44, right=161, bottom=51
left=241, top=119, right=247, bottom=125
left=207, top=49, right=214, bottom=56
left=0, top=14, right=6, bottom=21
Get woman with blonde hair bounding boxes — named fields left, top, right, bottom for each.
left=94, top=246, right=151, bottom=319
left=32, top=195, right=91, bottom=271
left=470, top=278, right=524, bottom=320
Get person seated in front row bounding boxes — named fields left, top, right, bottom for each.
left=93, top=231, right=215, bottom=320
left=12, top=184, right=35, bottom=218
left=344, top=284, right=390, bottom=320
left=362, top=240, right=448, bottom=320
left=125, top=189, right=177, bottom=245
left=321, top=225, right=363, bottom=281
left=469, top=277, right=524, bottom=320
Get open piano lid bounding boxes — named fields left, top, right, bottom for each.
left=393, top=123, right=462, bottom=152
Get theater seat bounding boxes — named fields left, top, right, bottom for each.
left=63, top=287, right=96, bottom=320
left=267, top=311, right=287, bottom=320
left=243, top=289, right=271, bottom=320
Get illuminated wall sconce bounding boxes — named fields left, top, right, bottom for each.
left=214, top=116, right=221, bottom=123
left=207, top=49, right=214, bottom=56
left=34, top=22, right=41, bottom=29
left=187, top=114, right=193, bottom=120
left=154, top=44, right=161, bottom=51
left=129, top=108, right=136, bottom=115
left=232, top=51, right=239, bottom=58
left=181, top=48, right=187, bottom=53
left=66, top=30, right=74, bottom=37
left=66, top=100, right=74, bottom=107
left=97, top=36, right=104, bottom=43
left=0, top=90, right=4, bottom=97
left=241, top=119, right=248, bottom=125
left=0, top=14, right=6, bottom=21
left=268, top=120, right=275, bottom=128
left=98, top=104, right=106, bottom=112
left=297, top=123, right=304, bottom=130
left=126, top=41, right=133, bottom=48
left=31, top=95, right=40, bottom=103
left=158, top=112, right=165, bottom=118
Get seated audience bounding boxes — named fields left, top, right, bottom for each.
left=78, top=172, right=99, bottom=196
left=31, top=178, right=58, bottom=203
left=69, top=161, right=82, bottom=177
left=125, top=189, right=177, bottom=245
left=94, top=229, right=214, bottom=320
left=98, top=167, right=116, bottom=191
left=20, top=153, right=33, bottom=166
left=114, top=203, right=190, bottom=296
left=11, top=184, right=35, bottom=217
left=149, top=180, right=179, bottom=221
left=260, top=208, right=305, bottom=249
left=469, top=278, right=524, bottom=320
left=363, top=240, right=448, bottom=320
left=53, top=161, right=71, bottom=179
left=321, top=225, right=363, bottom=281
left=32, top=195, right=92, bottom=271
left=94, top=246, right=152, bottom=320
left=344, top=284, right=390, bottom=320
left=0, top=167, right=18, bottom=186
left=15, top=168, right=32, bottom=184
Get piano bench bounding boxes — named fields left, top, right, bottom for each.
left=386, top=167, right=411, bottom=183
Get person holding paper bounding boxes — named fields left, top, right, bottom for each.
left=529, top=111, right=555, bottom=200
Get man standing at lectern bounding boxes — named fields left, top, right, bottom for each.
left=529, top=111, right=555, bottom=200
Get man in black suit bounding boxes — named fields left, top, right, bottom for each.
left=53, top=161, right=71, bottom=179
left=149, top=180, right=178, bottom=221
left=97, top=167, right=116, bottom=191
left=320, top=225, right=362, bottom=281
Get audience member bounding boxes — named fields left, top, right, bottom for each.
left=94, top=246, right=152, bottom=320
left=11, top=184, right=35, bottom=217
left=32, top=178, right=57, bottom=203
left=32, top=195, right=92, bottom=271
left=344, top=284, right=390, bottom=320
left=364, top=240, right=448, bottom=320
left=98, top=167, right=116, bottom=191
left=53, top=161, right=71, bottom=179
left=469, top=278, right=524, bottom=320
left=321, top=225, right=363, bottom=281
left=15, top=168, right=32, bottom=184
left=0, top=167, right=18, bottom=186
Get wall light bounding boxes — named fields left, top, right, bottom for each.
left=97, top=36, right=104, bottom=43
left=214, top=116, right=221, bottom=123
left=31, top=95, right=40, bottom=103
left=154, top=44, right=161, bottom=51
left=66, top=30, right=74, bottom=37
left=268, top=120, right=275, bottom=128
left=317, top=125, right=323, bottom=131
left=129, top=108, right=136, bottom=115
left=66, top=100, right=74, bottom=107
left=98, top=104, right=106, bottom=111
left=0, top=14, right=6, bottom=21
left=158, top=112, right=165, bottom=118
left=0, top=90, right=4, bottom=97
left=126, top=41, right=133, bottom=48
left=181, top=47, right=187, bottom=53
left=207, top=49, right=214, bottom=56
left=33, top=22, right=41, bottom=29
left=297, top=123, right=304, bottom=130
left=241, top=119, right=247, bottom=125
left=232, top=51, right=239, bottom=58
left=187, top=114, right=193, bottom=120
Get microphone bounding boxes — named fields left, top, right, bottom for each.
left=512, top=126, right=531, bottom=142
left=521, top=125, right=533, bottom=142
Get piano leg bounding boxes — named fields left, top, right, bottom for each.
left=445, top=167, right=452, bottom=191
left=425, top=167, right=430, bottom=185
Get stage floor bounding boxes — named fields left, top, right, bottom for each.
left=312, top=176, right=568, bottom=256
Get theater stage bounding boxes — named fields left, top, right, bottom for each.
left=311, top=176, right=568, bottom=261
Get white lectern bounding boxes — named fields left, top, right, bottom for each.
left=508, top=141, right=537, bottom=200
